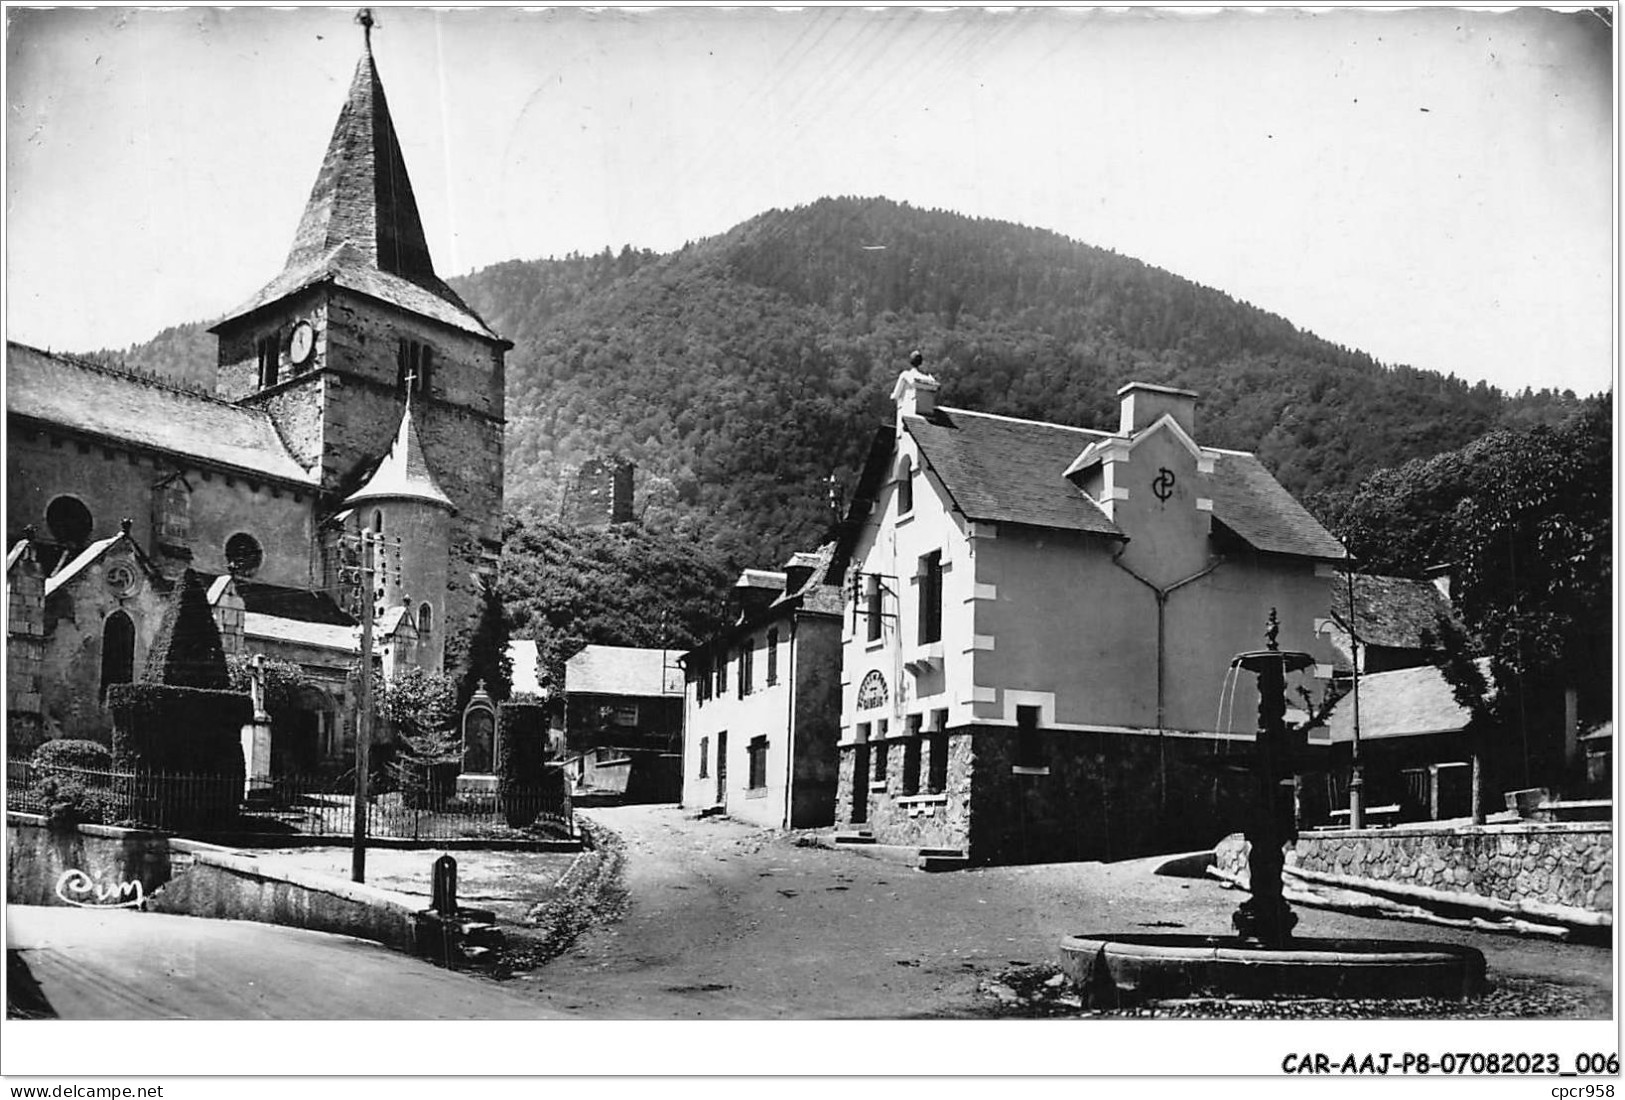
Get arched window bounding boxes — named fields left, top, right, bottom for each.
left=45, top=495, right=93, bottom=547
left=895, top=455, right=914, bottom=515
left=372, top=510, right=385, bottom=534
left=225, top=533, right=263, bottom=577
left=100, top=611, right=135, bottom=700
left=418, top=602, right=433, bottom=637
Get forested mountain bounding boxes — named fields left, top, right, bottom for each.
left=88, top=196, right=1590, bottom=573
left=451, top=197, right=1587, bottom=566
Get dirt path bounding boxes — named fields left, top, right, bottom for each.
left=503, top=805, right=1612, bottom=1020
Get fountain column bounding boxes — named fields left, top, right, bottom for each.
left=1232, top=610, right=1301, bottom=948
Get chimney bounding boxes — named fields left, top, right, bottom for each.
left=891, top=350, right=939, bottom=420
left=1118, top=382, right=1198, bottom=438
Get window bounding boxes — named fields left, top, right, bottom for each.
left=716, top=651, right=728, bottom=695
left=766, top=628, right=779, bottom=685
left=225, top=533, right=263, bottom=578
left=372, top=510, right=385, bottom=534
left=896, top=455, right=914, bottom=515
left=747, top=735, right=769, bottom=789
left=397, top=339, right=433, bottom=396
left=865, top=574, right=882, bottom=642
left=417, top=602, right=433, bottom=637
left=699, top=736, right=709, bottom=779
left=918, top=550, right=943, bottom=644
left=45, top=495, right=93, bottom=548
left=739, top=639, right=754, bottom=698
left=927, top=708, right=950, bottom=794
left=257, top=330, right=281, bottom=388
left=100, top=611, right=135, bottom=701
left=611, top=703, right=640, bottom=727
left=1016, top=705, right=1043, bottom=769
left=902, top=714, right=923, bottom=794
left=873, top=720, right=889, bottom=782
left=695, top=656, right=712, bottom=704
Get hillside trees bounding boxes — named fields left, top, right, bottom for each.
left=498, top=516, right=736, bottom=693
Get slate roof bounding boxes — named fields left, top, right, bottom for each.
left=6, top=343, right=315, bottom=485
left=192, top=576, right=354, bottom=626
left=905, top=410, right=1122, bottom=537
left=1206, top=450, right=1347, bottom=561
left=1323, top=659, right=1491, bottom=742
left=567, top=645, right=684, bottom=697
left=1329, top=573, right=1459, bottom=650
left=903, top=407, right=1345, bottom=560
left=244, top=612, right=359, bottom=653
left=212, top=47, right=500, bottom=343
left=342, top=401, right=454, bottom=511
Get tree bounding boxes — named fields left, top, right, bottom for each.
left=377, top=667, right=460, bottom=808
left=1340, top=397, right=1612, bottom=791
left=454, top=579, right=513, bottom=715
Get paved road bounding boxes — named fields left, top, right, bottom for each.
left=6, top=906, right=562, bottom=1020
left=511, top=804, right=1613, bottom=1019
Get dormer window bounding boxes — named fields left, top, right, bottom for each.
left=397, top=339, right=433, bottom=396
left=257, top=330, right=281, bottom=388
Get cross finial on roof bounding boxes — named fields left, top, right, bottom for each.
left=357, top=8, right=374, bottom=50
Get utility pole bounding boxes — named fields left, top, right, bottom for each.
left=351, top=527, right=376, bottom=883
left=1345, top=559, right=1365, bottom=829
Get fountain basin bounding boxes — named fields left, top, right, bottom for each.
left=1059, top=933, right=1485, bottom=1006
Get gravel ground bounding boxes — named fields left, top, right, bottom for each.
left=500, top=804, right=1612, bottom=1020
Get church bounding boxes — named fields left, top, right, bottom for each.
left=6, top=23, right=509, bottom=773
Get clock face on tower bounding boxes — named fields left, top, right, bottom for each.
left=288, top=320, right=315, bottom=366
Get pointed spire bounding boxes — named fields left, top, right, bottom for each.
left=211, top=15, right=506, bottom=345
left=342, top=400, right=455, bottom=512
left=284, top=26, right=436, bottom=282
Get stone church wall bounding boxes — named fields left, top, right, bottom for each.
left=7, top=424, right=316, bottom=589
left=38, top=554, right=168, bottom=743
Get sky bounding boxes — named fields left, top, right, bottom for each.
left=4, top=4, right=1616, bottom=396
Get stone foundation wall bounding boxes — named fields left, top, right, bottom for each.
left=1216, top=823, right=1613, bottom=915
left=966, top=728, right=1253, bottom=864
left=842, top=733, right=973, bottom=851
left=836, top=725, right=1254, bottom=864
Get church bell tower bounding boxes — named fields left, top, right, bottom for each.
left=208, top=10, right=510, bottom=670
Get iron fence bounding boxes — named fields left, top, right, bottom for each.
left=6, top=760, right=573, bottom=842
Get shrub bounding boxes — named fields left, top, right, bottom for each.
left=37, top=775, right=121, bottom=830
left=142, top=569, right=230, bottom=689
left=33, top=738, right=112, bottom=772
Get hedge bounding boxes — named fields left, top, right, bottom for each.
left=497, top=702, right=548, bottom=827
left=108, top=683, right=249, bottom=832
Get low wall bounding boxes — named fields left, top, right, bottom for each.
left=1216, top=821, right=1612, bottom=919
left=7, top=812, right=427, bottom=954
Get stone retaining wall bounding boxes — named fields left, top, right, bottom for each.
left=1216, top=822, right=1612, bottom=915
left=7, top=812, right=426, bottom=953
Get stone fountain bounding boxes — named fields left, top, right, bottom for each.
left=1058, top=611, right=1486, bottom=1007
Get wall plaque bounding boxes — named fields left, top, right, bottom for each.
left=856, top=669, right=888, bottom=711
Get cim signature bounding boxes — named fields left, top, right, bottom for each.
left=54, top=868, right=144, bottom=909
